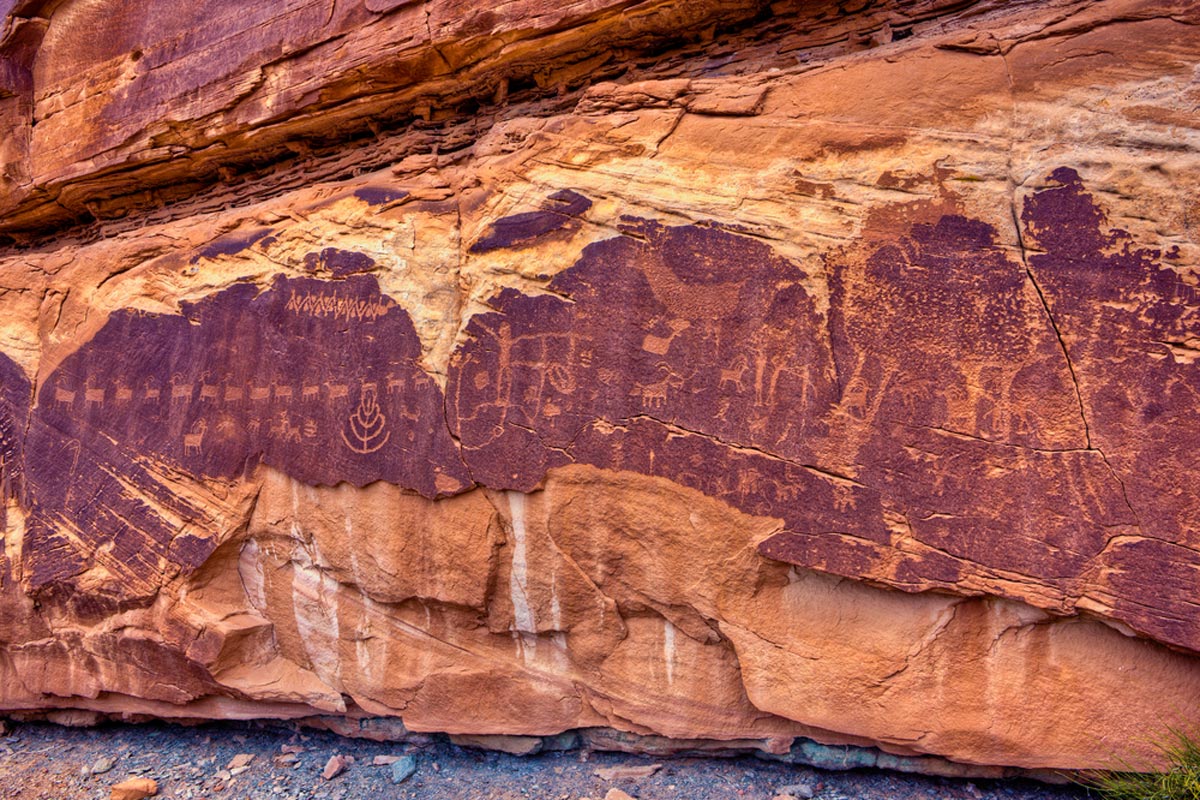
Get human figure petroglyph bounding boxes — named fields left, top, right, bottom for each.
left=774, top=481, right=802, bottom=502
left=840, top=373, right=871, bottom=420
left=737, top=468, right=762, bottom=499
left=832, top=483, right=856, bottom=513
left=183, top=419, right=208, bottom=456
left=719, top=354, right=749, bottom=392
left=272, top=410, right=302, bottom=443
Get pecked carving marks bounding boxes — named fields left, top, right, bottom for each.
left=449, top=191, right=1197, bottom=652
left=8, top=172, right=1200, bottom=652
left=22, top=274, right=469, bottom=596
left=1021, top=167, right=1200, bottom=646
left=0, top=352, right=28, bottom=537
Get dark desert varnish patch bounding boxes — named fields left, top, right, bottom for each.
left=8, top=171, right=1200, bottom=652
left=353, top=186, right=410, bottom=206
left=21, top=274, right=469, bottom=597
left=189, top=227, right=276, bottom=263
left=0, top=352, right=28, bottom=544
left=1020, top=167, right=1200, bottom=647
left=301, top=247, right=377, bottom=277
left=468, top=189, right=593, bottom=253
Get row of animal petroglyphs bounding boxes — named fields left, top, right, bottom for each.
left=52, top=370, right=434, bottom=460
left=50, top=371, right=432, bottom=411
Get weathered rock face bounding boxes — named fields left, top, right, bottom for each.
left=1, top=0, right=1198, bottom=775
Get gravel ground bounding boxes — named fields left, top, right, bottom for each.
left=0, top=720, right=1095, bottom=800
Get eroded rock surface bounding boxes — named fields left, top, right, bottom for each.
left=1, top=0, right=1199, bottom=774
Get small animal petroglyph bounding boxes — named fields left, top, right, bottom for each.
left=114, top=381, right=134, bottom=403
left=183, top=419, right=208, bottom=456
left=719, top=354, right=749, bottom=392
left=54, top=386, right=76, bottom=409
left=248, top=383, right=271, bottom=402
left=630, top=363, right=685, bottom=409
left=170, top=374, right=192, bottom=403
left=84, top=380, right=105, bottom=408
left=302, top=384, right=321, bottom=401
left=642, top=318, right=691, bottom=356
left=325, top=381, right=349, bottom=400
left=198, top=373, right=219, bottom=402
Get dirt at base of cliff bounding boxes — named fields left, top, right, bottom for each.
left=0, top=720, right=1090, bottom=800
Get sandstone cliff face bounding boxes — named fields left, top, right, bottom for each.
left=1, top=0, right=1199, bottom=774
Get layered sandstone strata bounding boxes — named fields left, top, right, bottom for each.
left=1, top=0, right=1198, bottom=775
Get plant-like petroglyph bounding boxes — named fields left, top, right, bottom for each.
left=341, top=385, right=390, bottom=454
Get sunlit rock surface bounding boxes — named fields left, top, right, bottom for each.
left=1, top=0, right=1199, bottom=774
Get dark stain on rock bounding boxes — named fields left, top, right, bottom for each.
left=302, top=247, right=377, bottom=277
left=468, top=189, right=593, bottom=254
left=22, top=274, right=470, bottom=597
left=353, top=186, right=410, bottom=206
left=190, top=227, right=275, bottom=263
left=0, top=352, right=28, bottom=542
left=10, top=170, right=1200, bottom=654
left=1021, top=166, right=1200, bottom=647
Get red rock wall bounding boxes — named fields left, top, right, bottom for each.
left=1, top=0, right=1199, bottom=773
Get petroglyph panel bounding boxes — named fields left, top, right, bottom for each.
left=5, top=174, right=1200, bottom=656
left=447, top=187, right=1200, bottom=653
left=20, top=274, right=468, bottom=597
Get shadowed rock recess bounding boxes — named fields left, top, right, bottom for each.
left=0, top=0, right=1198, bottom=777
